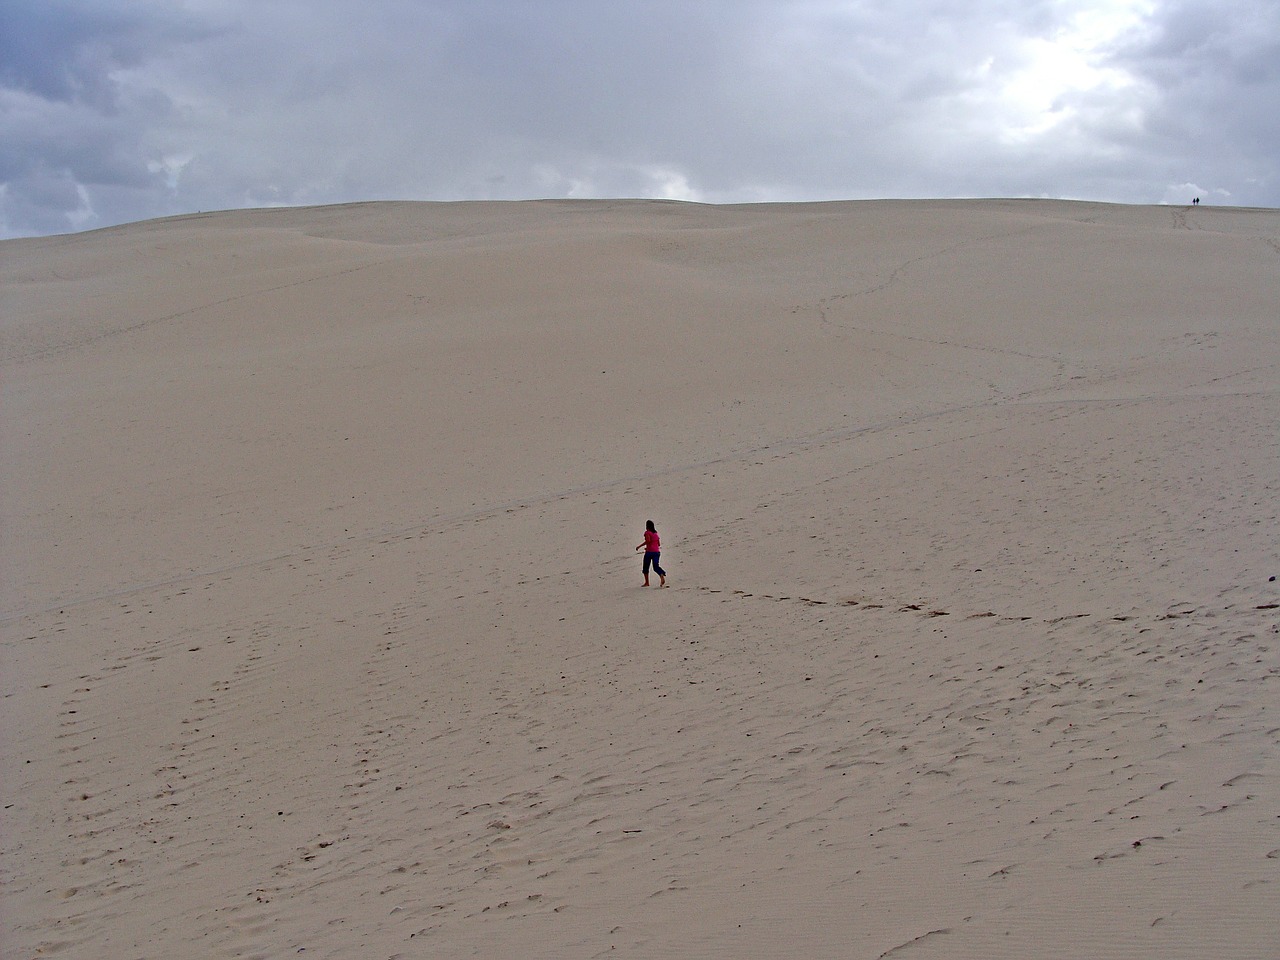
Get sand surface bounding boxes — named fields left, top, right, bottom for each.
left=2, top=199, right=1278, bottom=958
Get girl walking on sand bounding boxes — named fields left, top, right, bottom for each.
left=636, top=520, right=667, bottom=587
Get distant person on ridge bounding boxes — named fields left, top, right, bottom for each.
left=636, top=520, right=667, bottom=587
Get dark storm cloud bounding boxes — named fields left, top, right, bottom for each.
left=2, top=0, right=1278, bottom=237
left=1109, top=0, right=1280, bottom=201
left=0, top=0, right=223, bottom=232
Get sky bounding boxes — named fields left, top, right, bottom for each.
left=2, top=0, right=1278, bottom=238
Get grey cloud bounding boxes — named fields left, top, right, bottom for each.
left=1108, top=0, right=1280, bottom=203
left=0, top=0, right=223, bottom=234
left=0, top=0, right=216, bottom=107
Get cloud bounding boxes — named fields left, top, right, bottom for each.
left=1108, top=0, right=1280, bottom=203
left=0, top=0, right=224, bottom=234
left=2, top=0, right=1277, bottom=237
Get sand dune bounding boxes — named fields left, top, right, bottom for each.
left=2, top=199, right=1277, bottom=958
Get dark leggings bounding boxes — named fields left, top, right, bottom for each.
left=643, top=552, right=666, bottom=577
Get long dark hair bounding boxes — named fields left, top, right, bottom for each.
left=646, top=520, right=656, bottom=532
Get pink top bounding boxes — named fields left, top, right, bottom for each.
left=644, top=529, right=660, bottom=552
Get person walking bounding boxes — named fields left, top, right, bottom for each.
left=636, top=520, right=667, bottom=587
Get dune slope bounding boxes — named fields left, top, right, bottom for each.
left=2, top=199, right=1278, bottom=958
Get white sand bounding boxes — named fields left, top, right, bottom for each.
left=2, top=199, right=1277, bottom=958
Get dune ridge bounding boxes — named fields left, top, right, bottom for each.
left=2, top=199, right=1277, bottom=958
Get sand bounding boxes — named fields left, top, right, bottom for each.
left=2, top=198, right=1277, bottom=958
